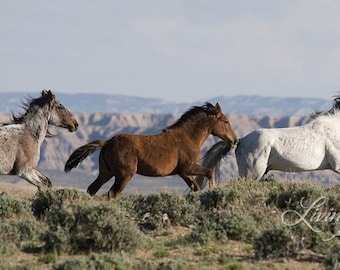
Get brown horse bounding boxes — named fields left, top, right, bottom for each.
left=64, top=102, right=238, bottom=199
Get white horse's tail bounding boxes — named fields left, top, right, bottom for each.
left=196, top=140, right=234, bottom=189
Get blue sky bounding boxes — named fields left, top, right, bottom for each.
left=1, top=1, right=340, bottom=102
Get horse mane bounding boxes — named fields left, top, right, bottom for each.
left=310, top=95, right=340, bottom=119
left=163, top=102, right=217, bottom=131
left=10, top=94, right=52, bottom=124
left=2, top=90, right=55, bottom=137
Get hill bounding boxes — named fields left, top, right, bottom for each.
left=0, top=92, right=332, bottom=115
left=1, top=111, right=338, bottom=194
left=0, top=92, right=338, bottom=193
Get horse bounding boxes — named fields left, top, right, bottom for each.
left=64, top=102, right=238, bottom=199
left=197, top=96, right=340, bottom=187
left=0, top=90, right=78, bottom=190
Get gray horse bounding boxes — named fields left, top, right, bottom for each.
left=0, top=90, right=78, bottom=189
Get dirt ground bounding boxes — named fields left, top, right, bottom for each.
left=0, top=181, right=38, bottom=198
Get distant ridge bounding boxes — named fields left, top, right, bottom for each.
left=0, top=92, right=332, bottom=116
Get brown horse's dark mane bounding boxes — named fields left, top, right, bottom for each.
left=163, top=102, right=217, bottom=131
left=310, top=95, right=340, bottom=119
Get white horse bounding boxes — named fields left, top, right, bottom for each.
left=197, top=96, right=340, bottom=187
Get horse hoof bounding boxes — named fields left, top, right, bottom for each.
left=43, top=179, right=52, bottom=188
left=108, top=190, right=119, bottom=200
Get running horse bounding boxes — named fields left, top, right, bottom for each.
left=0, top=90, right=78, bottom=190
left=198, top=96, right=340, bottom=187
left=64, top=102, right=238, bottom=199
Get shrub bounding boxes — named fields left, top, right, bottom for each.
left=0, top=218, right=44, bottom=250
left=266, top=181, right=324, bottom=210
left=31, top=188, right=91, bottom=218
left=186, top=187, right=242, bottom=211
left=187, top=201, right=277, bottom=245
left=154, top=248, right=170, bottom=258
left=324, top=243, right=340, bottom=270
left=0, top=241, right=18, bottom=258
left=253, top=227, right=293, bottom=259
left=120, top=192, right=197, bottom=231
left=0, top=192, right=31, bottom=219
left=157, top=259, right=189, bottom=270
left=38, top=253, right=57, bottom=264
left=43, top=202, right=145, bottom=254
left=53, top=253, right=130, bottom=270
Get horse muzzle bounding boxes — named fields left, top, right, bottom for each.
left=68, top=120, right=79, bottom=132
left=231, top=138, right=239, bottom=147
left=227, top=137, right=239, bottom=148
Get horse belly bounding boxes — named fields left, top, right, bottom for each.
left=269, top=143, right=328, bottom=172
left=136, top=158, right=178, bottom=177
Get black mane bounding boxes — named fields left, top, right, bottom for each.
left=164, top=102, right=217, bottom=131
left=310, top=95, right=340, bottom=119
left=11, top=94, right=51, bottom=124
left=1, top=91, right=55, bottom=137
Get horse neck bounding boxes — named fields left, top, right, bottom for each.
left=22, top=107, right=50, bottom=143
left=174, top=119, right=211, bottom=147
left=312, top=115, right=340, bottom=134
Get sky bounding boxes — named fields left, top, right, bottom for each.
left=1, top=1, right=340, bottom=102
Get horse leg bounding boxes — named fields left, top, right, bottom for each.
left=17, top=169, right=51, bottom=190
left=108, top=175, right=133, bottom=200
left=180, top=175, right=201, bottom=191
left=34, top=170, right=52, bottom=188
left=87, top=148, right=116, bottom=196
left=180, top=163, right=215, bottom=190
left=236, top=143, right=270, bottom=180
left=87, top=170, right=114, bottom=196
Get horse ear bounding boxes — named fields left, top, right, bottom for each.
left=47, top=90, right=55, bottom=101
left=42, top=90, right=55, bottom=103
left=215, top=103, right=222, bottom=117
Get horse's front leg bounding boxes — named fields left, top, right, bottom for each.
left=179, top=175, right=201, bottom=191
left=17, top=169, right=52, bottom=190
left=34, top=170, right=52, bottom=188
left=325, top=148, right=340, bottom=174
left=181, top=164, right=215, bottom=190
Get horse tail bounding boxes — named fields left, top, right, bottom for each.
left=64, top=139, right=106, bottom=173
left=196, top=140, right=233, bottom=189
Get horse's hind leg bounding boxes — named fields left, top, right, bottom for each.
left=181, top=163, right=215, bottom=190
left=108, top=175, right=133, bottom=200
left=87, top=170, right=114, bottom=196
left=87, top=149, right=116, bottom=196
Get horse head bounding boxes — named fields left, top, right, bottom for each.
left=210, top=103, right=238, bottom=146
left=43, top=90, right=78, bottom=132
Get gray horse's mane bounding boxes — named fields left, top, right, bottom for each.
left=11, top=94, right=51, bottom=124
left=1, top=92, right=54, bottom=137
left=310, top=95, right=340, bottom=119
left=163, top=102, right=218, bottom=131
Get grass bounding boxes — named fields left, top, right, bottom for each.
left=0, top=177, right=339, bottom=269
